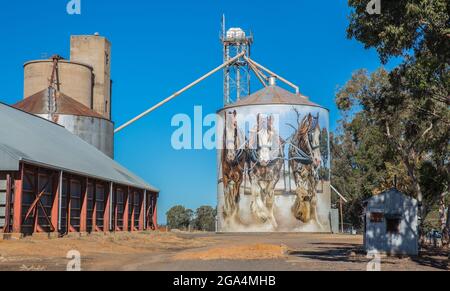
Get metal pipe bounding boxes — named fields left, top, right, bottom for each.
left=331, top=185, right=348, bottom=203
left=247, top=60, right=267, bottom=87
left=246, top=57, right=300, bottom=94
left=115, top=51, right=247, bottom=133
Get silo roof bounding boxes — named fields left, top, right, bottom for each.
left=0, top=102, right=159, bottom=193
left=13, top=89, right=105, bottom=119
left=222, top=85, right=326, bottom=110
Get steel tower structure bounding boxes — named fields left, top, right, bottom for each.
left=221, top=15, right=253, bottom=105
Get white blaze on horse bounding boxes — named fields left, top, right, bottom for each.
left=221, top=110, right=246, bottom=221
left=289, top=112, right=323, bottom=228
left=248, top=114, right=284, bottom=229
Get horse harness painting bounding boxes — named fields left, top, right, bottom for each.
left=217, top=85, right=331, bottom=233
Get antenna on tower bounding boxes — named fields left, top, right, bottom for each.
left=222, top=14, right=226, bottom=39
left=221, top=16, right=253, bottom=105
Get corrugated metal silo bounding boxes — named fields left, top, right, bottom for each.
left=217, top=78, right=331, bottom=232
left=14, top=88, right=114, bottom=158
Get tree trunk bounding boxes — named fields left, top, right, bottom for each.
left=440, top=193, right=447, bottom=239
left=444, top=204, right=450, bottom=248
left=403, top=155, right=426, bottom=246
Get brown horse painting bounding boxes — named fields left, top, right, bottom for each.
left=247, top=114, right=284, bottom=229
left=288, top=111, right=322, bottom=226
left=221, top=111, right=246, bottom=221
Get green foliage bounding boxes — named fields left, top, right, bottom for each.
left=332, top=1, right=450, bottom=232
left=166, top=205, right=217, bottom=232
left=347, top=0, right=450, bottom=64
left=193, top=206, right=217, bottom=232
left=320, top=128, right=330, bottom=167
left=166, top=205, right=193, bottom=230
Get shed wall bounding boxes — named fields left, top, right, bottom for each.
left=365, top=191, right=418, bottom=255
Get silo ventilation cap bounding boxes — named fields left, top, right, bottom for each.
left=268, top=76, right=277, bottom=87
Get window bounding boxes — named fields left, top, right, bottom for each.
left=370, top=212, right=384, bottom=223
left=386, top=218, right=401, bottom=234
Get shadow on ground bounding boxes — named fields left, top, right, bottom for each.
left=288, top=244, right=369, bottom=264
left=411, top=248, right=449, bottom=271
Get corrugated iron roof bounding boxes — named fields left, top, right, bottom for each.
left=0, top=102, right=158, bottom=192
left=222, top=85, right=325, bottom=110
left=13, top=88, right=104, bottom=119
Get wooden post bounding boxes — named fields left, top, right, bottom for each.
left=12, top=164, right=24, bottom=234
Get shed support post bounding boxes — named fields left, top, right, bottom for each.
left=130, top=189, right=136, bottom=232
left=104, top=182, right=112, bottom=233
left=67, top=176, right=76, bottom=232
left=92, top=181, right=97, bottom=232
left=139, top=190, right=145, bottom=231
left=4, top=174, right=12, bottom=233
left=80, top=177, right=88, bottom=233
left=152, top=194, right=158, bottom=230
left=12, top=164, right=24, bottom=234
left=123, top=187, right=129, bottom=232
left=51, top=171, right=62, bottom=233
left=33, top=167, right=39, bottom=233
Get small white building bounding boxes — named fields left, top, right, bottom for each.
left=364, top=188, right=419, bottom=256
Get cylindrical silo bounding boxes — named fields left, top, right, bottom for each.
left=14, top=88, right=114, bottom=158
left=24, top=59, right=93, bottom=110
left=217, top=79, right=331, bottom=233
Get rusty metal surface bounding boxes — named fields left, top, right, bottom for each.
left=222, top=86, right=324, bottom=110
left=13, top=89, right=104, bottom=119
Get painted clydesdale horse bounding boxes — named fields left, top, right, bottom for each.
left=221, top=110, right=246, bottom=220
left=248, top=114, right=285, bottom=228
left=288, top=112, right=322, bottom=225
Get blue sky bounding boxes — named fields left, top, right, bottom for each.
left=0, top=0, right=399, bottom=224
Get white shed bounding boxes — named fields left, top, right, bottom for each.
left=364, top=188, right=419, bottom=256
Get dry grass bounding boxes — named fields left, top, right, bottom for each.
left=0, top=232, right=214, bottom=259
left=174, top=244, right=289, bottom=261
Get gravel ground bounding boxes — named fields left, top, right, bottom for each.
left=0, top=232, right=447, bottom=271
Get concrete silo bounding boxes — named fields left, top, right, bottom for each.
left=217, top=77, right=331, bottom=233
left=24, top=59, right=94, bottom=109
left=15, top=34, right=115, bottom=158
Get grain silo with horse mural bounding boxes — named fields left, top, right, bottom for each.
left=217, top=76, right=331, bottom=233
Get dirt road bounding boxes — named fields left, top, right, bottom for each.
left=0, top=232, right=447, bottom=271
